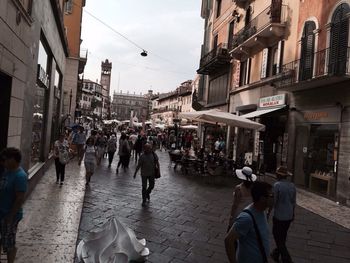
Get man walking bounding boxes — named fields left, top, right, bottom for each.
left=270, top=166, right=296, bottom=263
left=225, top=181, right=273, bottom=263
left=76, top=126, right=86, bottom=165
left=0, top=148, right=28, bottom=263
left=133, top=143, right=159, bottom=207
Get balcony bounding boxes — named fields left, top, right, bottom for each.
left=276, top=47, right=350, bottom=91
left=197, top=43, right=231, bottom=75
left=230, top=4, right=287, bottom=60
left=78, top=49, right=88, bottom=74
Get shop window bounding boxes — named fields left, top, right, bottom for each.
left=50, top=67, right=62, bottom=155
left=300, top=21, right=316, bottom=81
left=31, top=39, right=50, bottom=168
left=329, top=3, right=350, bottom=75
left=208, top=73, right=228, bottom=105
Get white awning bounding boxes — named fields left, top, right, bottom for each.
left=241, top=106, right=286, bottom=119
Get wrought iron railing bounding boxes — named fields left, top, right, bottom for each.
left=231, top=4, right=287, bottom=50
left=277, top=47, right=350, bottom=87
left=199, top=43, right=229, bottom=68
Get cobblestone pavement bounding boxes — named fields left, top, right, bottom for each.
left=77, top=150, right=350, bottom=263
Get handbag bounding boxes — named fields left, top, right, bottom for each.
left=152, top=152, right=161, bottom=178
left=243, top=209, right=268, bottom=263
left=58, top=147, right=70, bottom=165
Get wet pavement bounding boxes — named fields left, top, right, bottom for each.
left=76, top=151, right=350, bottom=263
left=12, top=150, right=350, bottom=263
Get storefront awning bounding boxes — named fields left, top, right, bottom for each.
left=241, top=106, right=286, bottom=119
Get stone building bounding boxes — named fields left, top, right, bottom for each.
left=196, top=0, right=350, bottom=204
left=111, top=91, right=149, bottom=122
left=0, top=0, right=84, bottom=190
left=62, top=0, right=87, bottom=120
left=81, top=79, right=103, bottom=119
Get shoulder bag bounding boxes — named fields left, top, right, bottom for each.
left=242, top=209, right=268, bottom=263
left=152, top=152, right=161, bottom=179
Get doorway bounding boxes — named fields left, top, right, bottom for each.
left=0, top=71, right=12, bottom=151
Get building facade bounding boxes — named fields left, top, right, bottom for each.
left=81, top=79, right=103, bottom=119
left=62, top=0, right=87, bottom=121
left=196, top=0, right=350, bottom=204
left=0, top=0, right=73, bottom=189
left=111, top=91, right=149, bottom=122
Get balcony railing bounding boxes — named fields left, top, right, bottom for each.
left=230, top=4, right=287, bottom=53
left=197, top=43, right=230, bottom=75
left=276, top=47, right=350, bottom=89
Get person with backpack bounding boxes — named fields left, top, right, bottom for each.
left=53, top=134, right=70, bottom=185
left=225, top=181, right=273, bottom=263
left=116, top=133, right=130, bottom=174
left=107, top=134, right=117, bottom=167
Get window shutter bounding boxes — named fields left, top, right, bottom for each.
left=300, top=22, right=316, bottom=80
left=329, top=3, right=350, bottom=75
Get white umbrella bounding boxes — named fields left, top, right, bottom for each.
left=179, top=109, right=265, bottom=131
left=181, top=124, right=198, bottom=130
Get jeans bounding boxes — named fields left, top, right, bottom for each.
left=141, top=176, right=155, bottom=202
left=55, top=158, right=65, bottom=182
left=108, top=151, right=115, bottom=165
left=272, top=217, right=292, bottom=263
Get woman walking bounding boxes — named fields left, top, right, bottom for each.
left=53, top=134, right=70, bottom=185
left=107, top=134, right=117, bottom=167
left=84, top=137, right=97, bottom=185
left=227, top=166, right=256, bottom=231
left=116, top=133, right=130, bottom=174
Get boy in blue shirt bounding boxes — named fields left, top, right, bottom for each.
left=0, top=148, right=28, bottom=263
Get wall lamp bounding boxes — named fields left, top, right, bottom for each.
left=232, top=10, right=241, bottom=23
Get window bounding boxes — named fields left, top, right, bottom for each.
left=329, top=3, right=350, bottom=75
left=228, top=21, right=235, bottom=48
left=239, top=59, right=251, bottom=86
left=213, top=35, right=218, bottom=50
left=208, top=74, right=228, bottom=104
left=65, top=0, right=73, bottom=13
left=245, top=6, right=252, bottom=27
left=300, top=22, right=316, bottom=80
left=31, top=39, right=50, bottom=168
left=216, top=0, right=222, bottom=18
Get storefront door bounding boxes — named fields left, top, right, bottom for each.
left=294, top=125, right=310, bottom=186
left=0, top=72, right=11, bottom=151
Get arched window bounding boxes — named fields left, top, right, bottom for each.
left=300, top=21, right=316, bottom=80
left=329, top=3, right=350, bottom=75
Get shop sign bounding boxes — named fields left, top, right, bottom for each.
left=37, top=64, right=49, bottom=89
left=254, top=131, right=260, bottom=158
left=259, top=94, right=286, bottom=108
left=302, top=108, right=341, bottom=123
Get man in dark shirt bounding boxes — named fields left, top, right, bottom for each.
left=133, top=144, right=159, bottom=207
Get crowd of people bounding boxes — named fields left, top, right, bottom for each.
left=0, top=122, right=297, bottom=263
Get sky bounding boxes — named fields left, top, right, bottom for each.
left=81, top=0, right=204, bottom=96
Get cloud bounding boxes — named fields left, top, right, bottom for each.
left=81, top=0, right=203, bottom=95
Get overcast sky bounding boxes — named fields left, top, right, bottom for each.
left=81, top=0, right=203, bottom=96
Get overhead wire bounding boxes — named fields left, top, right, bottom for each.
left=72, top=0, right=183, bottom=68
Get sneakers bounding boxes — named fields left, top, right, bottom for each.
left=141, top=201, right=147, bottom=207
left=60, top=182, right=64, bottom=186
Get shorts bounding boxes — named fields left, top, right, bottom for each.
left=84, top=161, right=95, bottom=173
left=0, top=217, right=20, bottom=252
